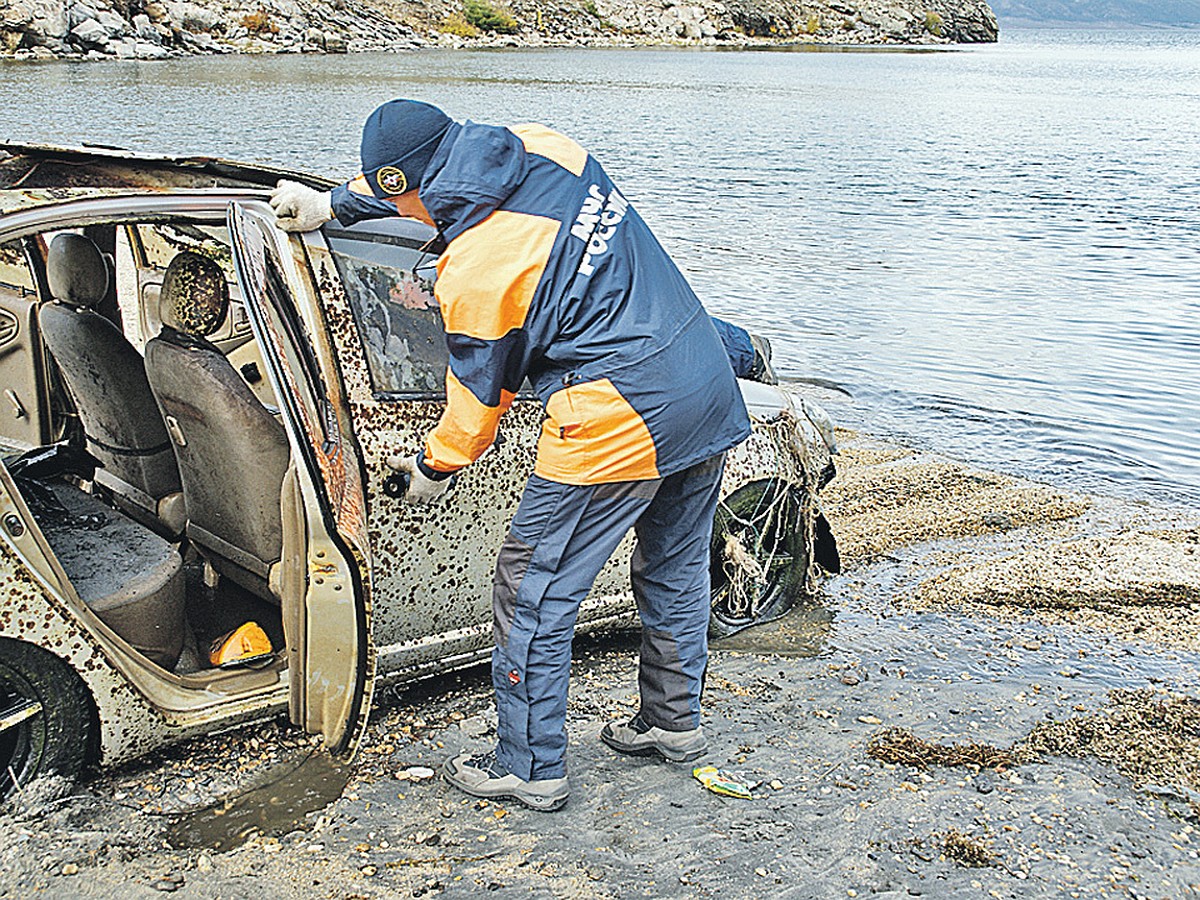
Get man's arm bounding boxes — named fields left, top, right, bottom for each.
left=417, top=215, right=557, bottom=480
left=330, top=179, right=401, bottom=227
left=711, top=316, right=754, bottom=377
left=271, top=178, right=401, bottom=232
left=711, top=316, right=778, bottom=385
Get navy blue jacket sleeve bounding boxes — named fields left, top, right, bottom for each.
left=330, top=184, right=399, bottom=227
left=711, top=316, right=755, bottom=378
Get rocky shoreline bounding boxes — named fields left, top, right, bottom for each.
left=0, top=0, right=997, bottom=62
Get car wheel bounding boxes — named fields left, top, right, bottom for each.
left=709, top=480, right=810, bottom=639
left=0, top=639, right=93, bottom=800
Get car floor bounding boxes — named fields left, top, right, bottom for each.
left=176, top=562, right=285, bottom=675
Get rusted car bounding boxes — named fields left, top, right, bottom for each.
left=0, top=143, right=838, bottom=797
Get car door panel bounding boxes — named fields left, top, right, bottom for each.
left=229, top=201, right=374, bottom=755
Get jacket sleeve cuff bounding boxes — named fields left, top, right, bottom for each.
left=416, top=453, right=456, bottom=482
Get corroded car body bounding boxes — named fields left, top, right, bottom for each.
left=0, top=144, right=837, bottom=796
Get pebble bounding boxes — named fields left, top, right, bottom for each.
left=458, top=716, right=490, bottom=738
left=857, top=715, right=883, bottom=725
left=974, top=774, right=995, bottom=794
left=840, top=673, right=861, bottom=686
left=196, top=853, right=213, bottom=873
left=1023, top=640, right=1042, bottom=651
left=61, top=863, right=79, bottom=876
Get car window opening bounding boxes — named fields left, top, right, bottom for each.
left=325, top=222, right=449, bottom=398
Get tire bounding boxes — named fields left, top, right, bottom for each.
left=709, top=480, right=810, bottom=639
left=0, top=638, right=93, bottom=800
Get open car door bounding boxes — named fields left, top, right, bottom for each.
left=228, top=200, right=375, bottom=755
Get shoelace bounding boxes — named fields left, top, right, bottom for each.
left=468, top=749, right=509, bottom=778
left=627, top=712, right=652, bottom=735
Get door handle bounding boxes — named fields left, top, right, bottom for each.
left=382, top=472, right=410, bottom=499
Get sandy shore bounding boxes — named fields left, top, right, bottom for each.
left=2, top=426, right=1198, bottom=898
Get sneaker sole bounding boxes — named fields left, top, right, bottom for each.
left=599, top=728, right=707, bottom=763
left=443, top=769, right=569, bottom=812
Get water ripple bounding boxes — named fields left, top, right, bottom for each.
left=1, top=28, right=1197, bottom=505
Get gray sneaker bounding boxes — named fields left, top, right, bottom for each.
left=443, top=749, right=569, bottom=812
left=600, top=713, right=708, bottom=762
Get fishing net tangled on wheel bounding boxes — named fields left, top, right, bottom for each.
left=712, top=398, right=830, bottom=632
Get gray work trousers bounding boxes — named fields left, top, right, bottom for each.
left=491, top=453, right=725, bottom=781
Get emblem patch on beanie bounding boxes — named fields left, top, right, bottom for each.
left=375, top=165, right=408, bottom=197
left=508, top=669, right=521, bottom=686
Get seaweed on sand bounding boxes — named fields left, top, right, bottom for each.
left=1024, top=689, right=1200, bottom=805
left=866, top=727, right=1029, bottom=770
left=940, top=829, right=997, bottom=868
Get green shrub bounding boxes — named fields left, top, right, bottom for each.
left=924, top=11, right=943, bottom=35
left=805, top=12, right=819, bottom=33
left=463, top=0, right=519, bottom=33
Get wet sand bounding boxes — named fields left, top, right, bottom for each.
left=2, top=429, right=1199, bottom=899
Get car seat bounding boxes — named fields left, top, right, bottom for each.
left=144, top=252, right=290, bottom=603
left=38, top=233, right=186, bottom=539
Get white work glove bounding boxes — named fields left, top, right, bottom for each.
left=269, top=179, right=334, bottom=232
left=387, top=453, right=455, bottom=506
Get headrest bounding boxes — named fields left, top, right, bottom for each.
left=159, top=252, right=229, bottom=338
left=46, top=233, right=109, bottom=309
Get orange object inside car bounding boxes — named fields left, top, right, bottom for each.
left=208, top=622, right=274, bottom=668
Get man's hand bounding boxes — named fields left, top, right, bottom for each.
left=270, top=180, right=334, bottom=233
left=386, top=454, right=455, bottom=506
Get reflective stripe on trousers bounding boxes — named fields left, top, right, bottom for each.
left=491, top=453, right=725, bottom=781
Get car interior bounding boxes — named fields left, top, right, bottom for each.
left=0, top=220, right=292, bottom=677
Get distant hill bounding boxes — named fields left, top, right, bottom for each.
left=990, top=0, right=1200, bottom=24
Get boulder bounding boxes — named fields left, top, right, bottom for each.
left=70, top=16, right=108, bottom=45
left=2, top=2, right=35, bottom=28
left=925, top=0, right=998, bottom=41
left=96, top=9, right=128, bottom=36
left=134, top=38, right=169, bottom=56
left=67, top=2, right=99, bottom=29
left=183, top=28, right=217, bottom=48
left=131, top=12, right=159, bottom=41
left=163, top=0, right=223, bottom=31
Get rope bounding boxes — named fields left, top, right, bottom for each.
left=715, top=395, right=826, bottom=622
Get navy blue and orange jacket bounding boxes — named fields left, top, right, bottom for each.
left=331, top=122, right=751, bottom=486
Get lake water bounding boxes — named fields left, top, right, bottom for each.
left=2, top=27, right=1197, bottom=506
